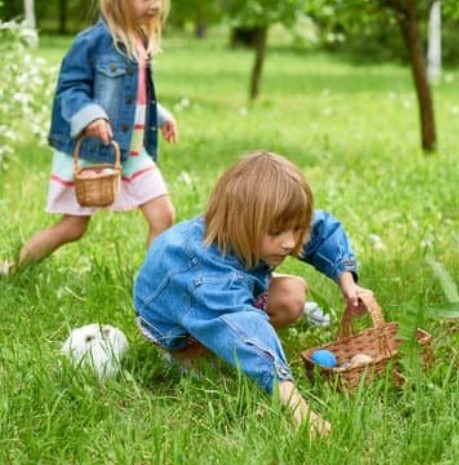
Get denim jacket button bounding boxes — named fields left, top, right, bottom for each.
left=127, top=67, right=134, bottom=76
left=125, top=96, right=133, bottom=105
left=110, top=64, right=117, bottom=72
left=279, top=367, right=290, bottom=376
left=121, top=123, right=129, bottom=132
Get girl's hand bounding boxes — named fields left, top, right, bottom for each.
left=160, top=119, right=178, bottom=144
left=84, top=118, right=113, bottom=145
left=338, top=271, right=373, bottom=317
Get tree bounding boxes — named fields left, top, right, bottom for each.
left=427, top=1, right=441, bottom=82
left=58, top=0, right=68, bottom=35
left=168, top=0, right=223, bottom=38
left=387, top=0, right=436, bottom=151
left=23, top=0, right=38, bottom=47
left=311, top=0, right=437, bottom=152
left=224, top=0, right=304, bottom=100
left=23, top=0, right=35, bottom=28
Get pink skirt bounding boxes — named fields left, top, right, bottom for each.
left=46, top=149, right=168, bottom=216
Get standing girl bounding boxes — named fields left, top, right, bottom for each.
left=18, top=0, right=177, bottom=265
left=134, top=150, right=371, bottom=434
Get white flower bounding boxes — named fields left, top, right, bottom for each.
left=368, top=233, right=386, bottom=251
left=177, top=171, right=193, bottom=187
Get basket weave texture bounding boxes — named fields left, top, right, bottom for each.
left=73, top=136, right=121, bottom=208
left=301, top=294, right=433, bottom=391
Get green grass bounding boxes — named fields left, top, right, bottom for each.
left=2, top=28, right=459, bottom=464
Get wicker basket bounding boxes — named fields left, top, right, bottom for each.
left=301, top=294, right=433, bottom=391
left=73, top=136, right=121, bottom=207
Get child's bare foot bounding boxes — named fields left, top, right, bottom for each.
left=0, top=260, right=15, bottom=276
left=172, top=340, right=211, bottom=370
left=303, top=302, right=331, bottom=327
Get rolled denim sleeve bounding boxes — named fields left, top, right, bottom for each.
left=182, top=278, right=293, bottom=395
left=300, top=210, right=358, bottom=282
left=56, top=33, right=108, bottom=138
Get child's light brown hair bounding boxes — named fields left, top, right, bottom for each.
left=205, top=150, right=314, bottom=269
left=99, top=0, right=170, bottom=60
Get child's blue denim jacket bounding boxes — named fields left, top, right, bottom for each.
left=48, top=17, right=164, bottom=163
left=134, top=210, right=357, bottom=395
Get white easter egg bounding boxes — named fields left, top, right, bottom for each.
left=350, top=353, right=373, bottom=366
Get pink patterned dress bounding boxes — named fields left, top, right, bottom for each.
left=46, top=39, right=168, bottom=216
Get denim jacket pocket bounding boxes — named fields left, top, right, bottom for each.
left=96, top=63, right=128, bottom=78
left=93, top=63, right=127, bottom=121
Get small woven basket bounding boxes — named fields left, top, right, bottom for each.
left=73, top=136, right=121, bottom=208
left=301, top=294, right=433, bottom=391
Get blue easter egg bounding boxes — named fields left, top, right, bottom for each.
left=311, top=349, right=337, bottom=368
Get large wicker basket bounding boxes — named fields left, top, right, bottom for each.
left=73, top=136, right=121, bottom=208
left=301, top=294, right=433, bottom=391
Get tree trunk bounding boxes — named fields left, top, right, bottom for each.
left=249, top=26, right=268, bottom=101
left=23, top=0, right=38, bottom=47
left=195, top=22, right=207, bottom=39
left=59, top=0, right=68, bottom=35
left=396, top=0, right=437, bottom=152
left=230, top=27, right=259, bottom=48
left=427, top=1, right=441, bottom=82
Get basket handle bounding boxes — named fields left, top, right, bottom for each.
left=339, top=293, right=386, bottom=339
left=73, top=134, right=121, bottom=172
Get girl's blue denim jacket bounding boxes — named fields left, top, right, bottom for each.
left=134, top=210, right=357, bottom=394
left=47, top=18, right=168, bottom=163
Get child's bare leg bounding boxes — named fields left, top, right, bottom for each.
left=266, top=274, right=307, bottom=329
left=19, top=215, right=91, bottom=264
left=139, top=195, right=175, bottom=249
left=171, top=340, right=211, bottom=370
left=279, top=380, right=331, bottom=434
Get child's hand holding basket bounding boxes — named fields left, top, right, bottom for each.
left=73, top=135, right=121, bottom=208
left=301, top=294, right=433, bottom=391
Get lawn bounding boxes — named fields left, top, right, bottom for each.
left=1, top=28, right=459, bottom=464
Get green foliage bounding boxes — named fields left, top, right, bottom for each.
left=302, top=0, right=459, bottom=66
left=439, top=0, right=459, bottom=19
left=224, top=0, right=304, bottom=27
left=425, top=255, right=459, bottom=304
left=0, top=20, right=55, bottom=171
left=168, top=0, right=223, bottom=27
left=0, top=0, right=95, bottom=33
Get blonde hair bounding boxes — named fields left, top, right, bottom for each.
left=205, top=151, right=314, bottom=269
left=99, top=0, right=170, bottom=60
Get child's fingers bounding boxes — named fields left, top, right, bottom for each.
left=348, top=295, right=366, bottom=317
left=170, top=121, right=178, bottom=142
left=106, top=122, right=113, bottom=141
left=84, top=119, right=112, bottom=145
left=162, top=121, right=178, bottom=144
left=99, top=121, right=112, bottom=145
